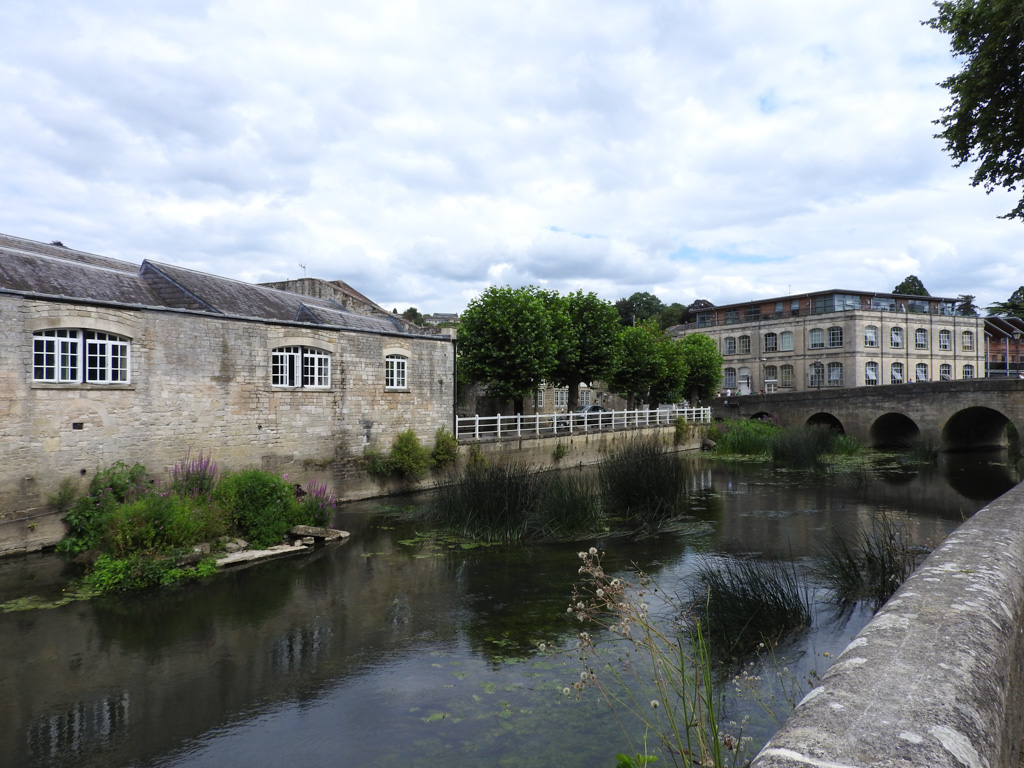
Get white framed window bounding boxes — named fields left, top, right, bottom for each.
left=865, top=361, right=879, bottom=386
left=915, top=328, right=928, bottom=350
left=580, top=389, right=591, bottom=406
left=827, top=362, right=843, bottom=386
left=764, top=332, right=778, bottom=352
left=940, top=363, right=952, bottom=381
left=738, top=335, right=751, bottom=354
left=809, top=362, right=825, bottom=387
left=533, top=389, right=545, bottom=409
left=962, top=331, right=975, bottom=351
left=864, top=325, right=878, bottom=347
left=723, top=368, right=737, bottom=388
left=963, top=363, right=975, bottom=379
left=554, top=388, right=568, bottom=408
left=273, top=346, right=331, bottom=388
left=891, top=362, right=904, bottom=384
left=916, top=363, right=928, bottom=382
left=385, top=354, right=407, bottom=389
left=33, top=329, right=130, bottom=384
left=827, top=326, right=843, bottom=348
left=780, top=365, right=794, bottom=388
left=780, top=331, right=794, bottom=352
left=724, top=337, right=736, bottom=355
left=890, top=327, right=903, bottom=348
left=809, top=329, right=825, bottom=349
left=764, top=364, right=778, bottom=382
left=939, top=329, right=952, bottom=350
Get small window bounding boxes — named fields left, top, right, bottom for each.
left=533, top=389, right=545, bottom=409
left=864, top=325, right=878, bottom=347
left=827, top=326, right=843, bottom=348
left=916, top=363, right=928, bottom=382
left=33, top=329, right=131, bottom=384
left=723, top=368, right=737, bottom=389
left=780, top=331, right=794, bottom=352
left=809, top=328, right=825, bottom=349
left=827, top=362, right=843, bottom=386
left=764, top=364, right=778, bottom=381
left=865, top=362, right=879, bottom=386
left=580, top=389, right=591, bottom=406
left=724, top=337, right=737, bottom=355
left=962, top=331, right=975, bottom=351
left=891, top=362, right=904, bottom=384
left=915, top=328, right=928, bottom=350
left=738, top=335, right=751, bottom=354
left=764, top=332, right=778, bottom=352
left=809, top=362, right=825, bottom=387
left=939, top=329, right=952, bottom=350
left=780, top=364, right=794, bottom=388
left=554, top=388, right=568, bottom=408
left=891, top=327, right=903, bottom=348
left=940, top=363, right=952, bottom=381
left=963, top=363, right=975, bottom=379
left=385, top=354, right=408, bottom=389
left=273, top=346, right=331, bottom=388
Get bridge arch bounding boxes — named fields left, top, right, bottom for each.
left=942, top=406, right=1012, bottom=451
left=807, top=412, right=844, bottom=433
left=870, top=412, right=921, bottom=450
left=750, top=411, right=776, bottom=423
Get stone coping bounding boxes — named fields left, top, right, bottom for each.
left=751, top=482, right=1024, bottom=768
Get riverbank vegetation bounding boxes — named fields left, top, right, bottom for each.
left=55, top=453, right=335, bottom=594
left=712, top=419, right=863, bottom=468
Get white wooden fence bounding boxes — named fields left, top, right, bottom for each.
left=455, top=406, right=712, bottom=440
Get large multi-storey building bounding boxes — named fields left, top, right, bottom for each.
left=671, top=290, right=986, bottom=395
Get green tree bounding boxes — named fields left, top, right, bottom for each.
left=648, top=335, right=690, bottom=408
left=653, top=302, right=687, bottom=330
left=548, top=290, right=620, bottom=411
left=678, top=333, right=724, bottom=403
left=458, top=286, right=559, bottom=413
left=615, top=291, right=665, bottom=326
left=607, top=322, right=666, bottom=409
left=401, top=307, right=425, bottom=326
left=927, top=1, right=1024, bottom=220
left=988, top=286, right=1024, bottom=317
left=893, top=275, right=930, bottom=296
left=955, top=294, right=980, bottom=316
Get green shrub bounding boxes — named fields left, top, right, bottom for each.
left=87, top=551, right=217, bottom=593
left=362, top=448, right=396, bottom=477
left=552, top=442, right=569, bottom=460
left=390, top=429, right=432, bottom=479
left=214, top=469, right=302, bottom=548
left=57, top=462, right=149, bottom=557
left=298, top=480, right=336, bottom=527
left=713, top=419, right=777, bottom=455
left=431, top=427, right=460, bottom=469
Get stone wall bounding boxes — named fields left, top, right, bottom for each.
left=0, top=294, right=455, bottom=554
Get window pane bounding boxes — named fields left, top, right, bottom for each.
left=891, top=363, right=904, bottom=383
left=916, top=363, right=928, bottom=381
left=891, top=328, right=903, bottom=348
left=827, top=362, right=843, bottom=386
left=962, top=331, right=974, bottom=351
left=780, top=365, right=794, bottom=387
left=386, top=355, right=407, bottom=389
left=724, top=337, right=736, bottom=355
left=780, top=332, right=794, bottom=351
left=963, top=364, right=974, bottom=379
left=865, top=362, right=878, bottom=385
left=915, top=329, right=928, bottom=349
left=809, top=329, right=824, bottom=349
left=940, top=364, right=952, bottom=380
left=939, top=330, right=951, bottom=350
left=738, top=335, right=751, bottom=354
left=764, top=333, right=777, bottom=352
left=828, top=327, right=843, bottom=347
left=864, top=326, right=877, bottom=347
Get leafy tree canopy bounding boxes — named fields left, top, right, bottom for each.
left=893, top=275, right=930, bottom=296
left=678, top=333, right=724, bottom=403
left=549, top=290, right=620, bottom=410
left=955, top=294, right=979, bottom=316
left=927, top=0, right=1024, bottom=220
left=988, top=286, right=1024, bottom=317
left=615, top=291, right=665, bottom=326
left=607, top=322, right=667, bottom=409
left=401, top=307, right=425, bottom=326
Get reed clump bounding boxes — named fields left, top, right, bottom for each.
left=598, top=436, right=692, bottom=526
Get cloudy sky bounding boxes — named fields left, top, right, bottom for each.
left=1, top=0, right=1020, bottom=316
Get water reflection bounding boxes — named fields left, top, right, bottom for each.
left=0, top=453, right=1016, bottom=768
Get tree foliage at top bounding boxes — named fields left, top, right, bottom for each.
left=615, top=291, right=666, bottom=326
left=458, top=286, right=560, bottom=411
left=893, top=275, right=930, bottom=296
left=607, top=322, right=668, bottom=409
left=548, top=290, right=620, bottom=411
left=401, top=307, right=425, bottom=326
left=927, top=0, right=1024, bottom=220
left=678, top=333, right=724, bottom=403
left=988, top=285, right=1024, bottom=317
left=955, top=294, right=980, bottom=315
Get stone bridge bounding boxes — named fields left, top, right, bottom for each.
left=713, top=378, right=1024, bottom=450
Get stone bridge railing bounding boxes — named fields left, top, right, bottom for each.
left=752, top=481, right=1024, bottom=768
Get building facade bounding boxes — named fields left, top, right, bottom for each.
left=671, top=290, right=985, bottom=395
left=0, top=234, right=455, bottom=545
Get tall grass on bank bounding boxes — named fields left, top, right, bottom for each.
left=813, top=512, right=921, bottom=610
left=769, top=424, right=837, bottom=468
left=599, top=437, right=691, bottom=527
left=691, top=555, right=811, bottom=655
left=712, top=419, right=777, bottom=456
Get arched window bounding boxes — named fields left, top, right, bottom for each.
left=724, top=337, right=737, bottom=355
left=865, top=361, right=879, bottom=386
left=738, top=335, right=751, bottom=354
left=385, top=354, right=408, bottom=389
left=915, top=328, right=928, bottom=349
left=33, top=329, right=131, bottom=384
left=963, top=363, right=975, bottom=379
left=962, top=331, right=975, bottom=351
left=939, top=329, right=952, bottom=350
left=827, top=362, right=843, bottom=386
left=780, top=365, right=794, bottom=387
left=864, top=325, right=878, bottom=347
left=272, top=346, right=331, bottom=388
left=780, top=332, right=794, bottom=351
left=809, top=328, right=825, bottom=349
left=940, top=363, right=952, bottom=381
left=764, top=332, right=778, bottom=352
left=827, top=326, right=843, bottom=348
left=809, top=362, right=825, bottom=387
left=890, top=327, right=903, bottom=348
left=723, top=367, right=737, bottom=388
left=891, top=362, right=904, bottom=384
left=915, top=363, right=928, bottom=382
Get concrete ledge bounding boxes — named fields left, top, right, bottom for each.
left=752, top=482, right=1024, bottom=768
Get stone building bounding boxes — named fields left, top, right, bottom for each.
left=0, top=234, right=455, bottom=552
left=671, top=289, right=986, bottom=395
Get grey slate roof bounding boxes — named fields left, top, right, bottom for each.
left=0, top=233, right=413, bottom=336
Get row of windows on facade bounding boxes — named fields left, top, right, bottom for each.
left=710, top=296, right=956, bottom=326
left=722, top=362, right=976, bottom=389
left=31, top=330, right=409, bottom=389
left=722, top=328, right=976, bottom=355
left=532, top=388, right=592, bottom=409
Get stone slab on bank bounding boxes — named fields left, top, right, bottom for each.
left=215, top=527, right=351, bottom=570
